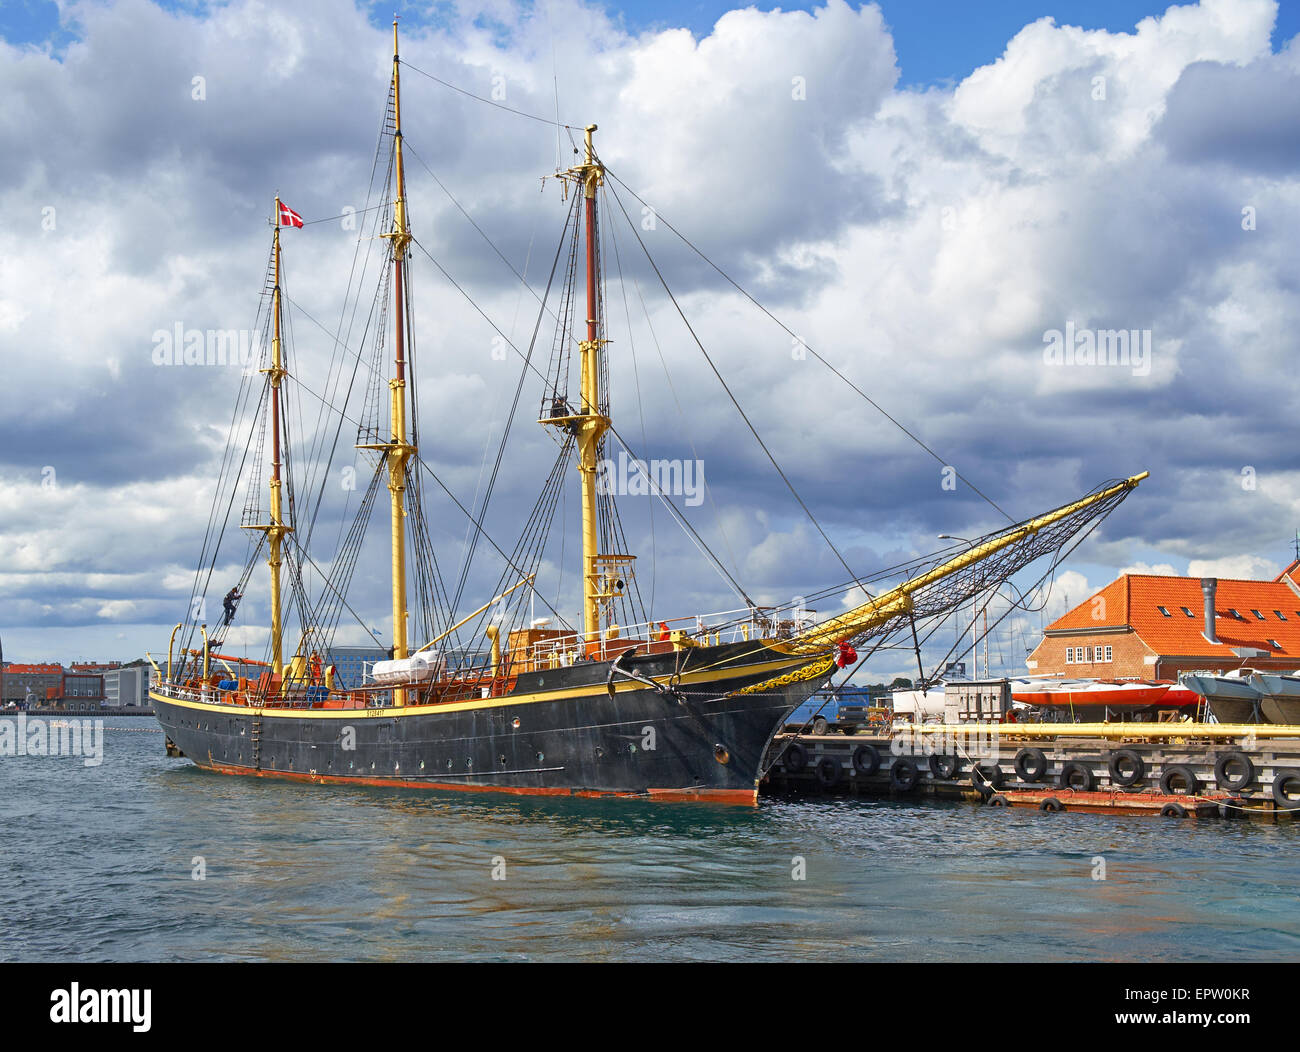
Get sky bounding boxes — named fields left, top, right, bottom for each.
left=1, top=0, right=1298, bottom=683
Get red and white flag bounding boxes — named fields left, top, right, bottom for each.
left=278, top=201, right=304, bottom=228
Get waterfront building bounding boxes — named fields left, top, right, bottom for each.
left=1028, top=562, right=1300, bottom=679
left=1, top=663, right=63, bottom=704
left=324, top=645, right=390, bottom=689
left=103, top=665, right=150, bottom=707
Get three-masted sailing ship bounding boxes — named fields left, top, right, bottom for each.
left=149, top=24, right=1145, bottom=804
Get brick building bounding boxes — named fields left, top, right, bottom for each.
left=1, top=663, right=63, bottom=704
left=1027, top=562, right=1300, bottom=680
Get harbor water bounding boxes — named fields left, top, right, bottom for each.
left=2, top=719, right=1298, bottom=961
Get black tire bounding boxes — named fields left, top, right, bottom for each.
left=1014, top=747, right=1049, bottom=782
left=1160, top=802, right=1188, bottom=818
left=1160, top=764, right=1199, bottom=796
left=1039, top=796, right=1064, bottom=812
left=891, top=758, right=919, bottom=792
left=1271, top=768, right=1300, bottom=809
left=1218, top=799, right=1243, bottom=819
left=1108, top=749, right=1146, bottom=788
left=1214, top=751, right=1255, bottom=792
left=815, top=757, right=840, bottom=788
left=784, top=742, right=808, bottom=773
left=1059, top=762, right=1095, bottom=792
left=811, top=716, right=829, bottom=736
left=988, top=793, right=1011, bottom=807
left=972, top=762, right=1004, bottom=793
left=929, top=753, right=960, bottom=780
left=851, top=743, right=881, bottom=777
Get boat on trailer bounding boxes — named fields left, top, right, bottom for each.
left=1009, top=677, right=1200, bottom=722
left=1248, top=672, right=1300, bottom=725
left=1180, top=669, right=1266, bottom=724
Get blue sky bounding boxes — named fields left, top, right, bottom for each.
left=6, top=1, right=1297, bottom=84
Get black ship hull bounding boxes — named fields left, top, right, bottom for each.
left=153, top=642, right=831, bottom=804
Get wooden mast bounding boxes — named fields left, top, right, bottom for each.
left=381, top=18, right=415, bottom=704
left=576, top=125, right=608, bottom=646
left=540, top=124, right=628, bottom=648
left=253, top=197, right=291, bottom=678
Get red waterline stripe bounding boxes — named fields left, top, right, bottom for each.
left=196, top=761, right=758, bottom=806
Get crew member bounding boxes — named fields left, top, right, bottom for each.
left=222, top=587, right=243, bottom=626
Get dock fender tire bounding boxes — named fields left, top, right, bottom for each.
left=1108, top=749, right=1146, bottom=788
left=783, top=742, right=808, bottom=773
left=1160, top=764, right=1199, bottom=796
left=815, top=757, right=840, bottom=788
left=1218, top=799, right=1244, bottom=819
left=1059, top=762, right=1095, bottom=792
left=1014, top=747, right=1049, bottom=782
left=1160, top=802, right=1188, bottom=819
left=972, top=762, right=1004, bottom=793
left=1039, top=797, right=1064, bottom=812
left=988, top=793, right=1011, bottom=807
left=1214, top=751, right=1255, bottom=792
left=852, top=743, right=881, bottom=777
left=1271, top=768, right=1300, bottom=809
left=929, top=753, right=960, bottom=780
left=890, top=758, right=919, bottom=793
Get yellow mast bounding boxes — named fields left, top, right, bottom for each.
left=241, top=199, right=292, bottom=677
left=371, top=18, right=416, bottom=705
left=542, top=125, right=614, bottom=646
left=577, top=125, right=608, bottom=646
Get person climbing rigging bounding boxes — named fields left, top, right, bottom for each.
left=222, top=587, right=243, bottom=627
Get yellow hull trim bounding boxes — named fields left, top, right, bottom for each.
left=150, top=654, right=812, bottom=721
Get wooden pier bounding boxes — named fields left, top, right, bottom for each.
left=761, top=722, right=1300, bottom=820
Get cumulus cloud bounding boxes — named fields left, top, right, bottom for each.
left=1187, top=554, right=1283, bottom=580
left=1, top=0, right=1298, bottom=686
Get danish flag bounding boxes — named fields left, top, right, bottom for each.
left=278, top=201, right=304, bottom=228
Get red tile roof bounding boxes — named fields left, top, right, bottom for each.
left=2, top=663, right=62, bottom=674
left=1046, top=574, right=1300, bottom=658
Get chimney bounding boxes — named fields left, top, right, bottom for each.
left=1201, top=578, right=1219, bottom=644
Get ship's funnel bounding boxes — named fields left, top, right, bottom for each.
left=1201, top=577, right=1219, bottom=644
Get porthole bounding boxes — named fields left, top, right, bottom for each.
left=512, top=717, right=521, bottom=729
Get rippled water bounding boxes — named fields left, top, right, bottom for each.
left=2, top=721, right=1298, bottom=961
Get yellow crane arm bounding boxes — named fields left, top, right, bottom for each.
left=791, top=472, right=1148, bottom=652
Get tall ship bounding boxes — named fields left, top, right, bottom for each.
left=149, top=24, right=1146, bottom=804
